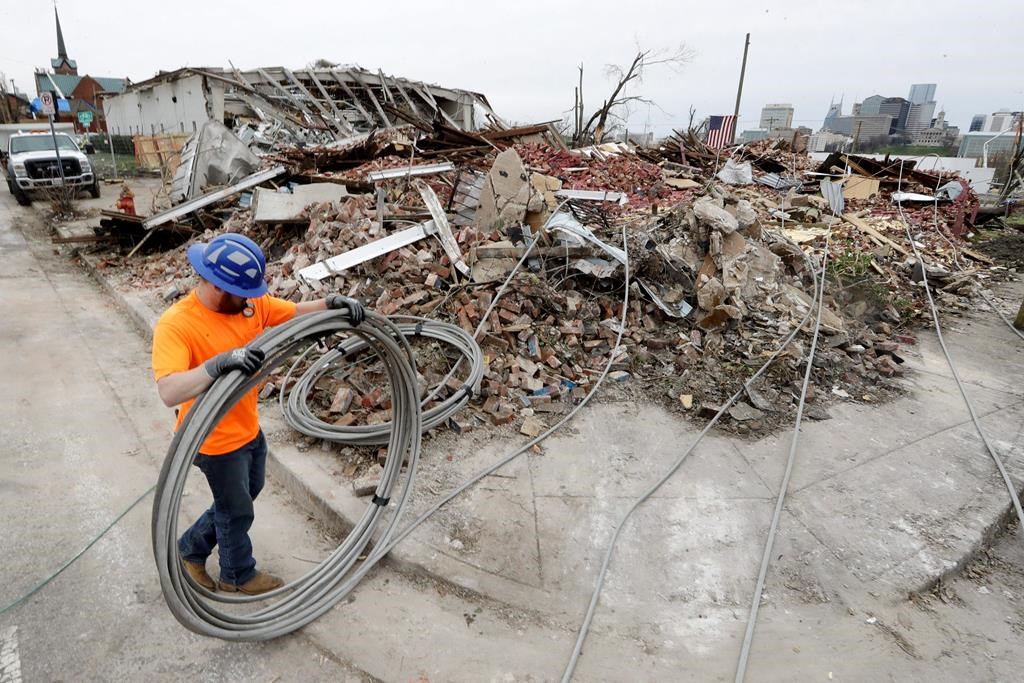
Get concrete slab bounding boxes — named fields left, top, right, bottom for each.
left=531, top=402, right=775, bottom=501
left=734, top=365, right=1019, bottom=495
left=253, top=184, right=349, bottom=223
left=910, top=308, right=1024, bottom=399
left=788, top=403, right=1024, bottom=589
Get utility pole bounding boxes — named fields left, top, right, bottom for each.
left=732, top=32, right=750, bottom=144
left=853, top=120, right=863, bottom=153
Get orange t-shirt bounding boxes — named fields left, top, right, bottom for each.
left=151, top=291, right=297, bottom=455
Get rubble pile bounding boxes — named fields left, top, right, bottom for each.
left=87, top=119, right=1018, bottom=440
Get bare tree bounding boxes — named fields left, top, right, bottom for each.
left=572, top=44, right=694, bottom=146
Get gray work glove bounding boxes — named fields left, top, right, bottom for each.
left=204, top=347, right=266, bottom=379
left=326, top=294, right=365, bottom=326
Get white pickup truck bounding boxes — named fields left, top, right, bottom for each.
left=4, top=132, right=99, bottom=206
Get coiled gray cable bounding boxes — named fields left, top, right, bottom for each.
left=280, top=317, right=484, bottom=445
left=151, top=308, right=424, bottom=640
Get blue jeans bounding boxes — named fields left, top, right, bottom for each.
left=178, top=432, right=267, bottom=586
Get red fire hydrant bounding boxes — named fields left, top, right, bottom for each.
left=116, top=184, right=136, bottom=216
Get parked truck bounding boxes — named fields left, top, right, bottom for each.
left=5, top=131, right=99, bottom=206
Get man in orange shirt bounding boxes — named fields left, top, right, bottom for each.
left=152, top=233, right=364, bottom=595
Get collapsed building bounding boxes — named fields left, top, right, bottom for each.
left=100, top=65, right=501, bottom=139
left=73, top=83, right=1022, bottom=442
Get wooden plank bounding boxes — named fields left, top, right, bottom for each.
left=842, top=213, right=910, bottom=256
left=415, top=180, right=469, bottom=277
left=51, top=233, right=114, bottom=244
left=299, top=221, right=438, bottom=281
left=959, top=246, right=995, bottom=265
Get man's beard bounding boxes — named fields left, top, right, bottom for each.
left=218, top=295, right=248, bottom=314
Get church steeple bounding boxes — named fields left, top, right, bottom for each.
left=55, top=6, right=68, bottom=60
left=50, top=4, right=78, bottom=75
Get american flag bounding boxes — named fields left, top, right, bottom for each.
left=706, top=115, right=736, bottom=148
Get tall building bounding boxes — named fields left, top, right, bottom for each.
left=908, top=83, right=937, bottom=105
left=904, top=84, right=938, bottom=137
left=822, top=100, right=843, bottom=131
left=858, top=95, right=885, bottom=116
left=879, top=97, right=911, bottom=132
left=759, top=103, right=794, bottom=130
left=852, top=114, right=894, bottom=144
left=969, top=114, right=987, bottom=132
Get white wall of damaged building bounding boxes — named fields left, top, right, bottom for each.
left=102, top=72, right=225, bottom=137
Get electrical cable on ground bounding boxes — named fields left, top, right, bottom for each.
left=976, top=288, right=1024, bottom=342
left=281, top=318, right=483, bottom=445
left=894, top=160, right=1024, bottom=529
left=0, top=485, right=155, bottom=617
left=732, top=228, right=833, bottom=683
left=560, top=225, right=832, bottom=683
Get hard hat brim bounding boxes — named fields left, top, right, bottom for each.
left=187, top=242, right=269, bottom=299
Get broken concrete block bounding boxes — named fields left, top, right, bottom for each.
left=728, top=403, right=764, bottom=422
left=734, top=199, right=757, bottom=230
left=253, top=184, right=349, bottom=223
left=693, top=196, right=739, bottom=234
left=474, top=148, right=532, bottom=232
left=697, top=276, right=726, bottom=311
left=520, top=416, right=544, bottom=437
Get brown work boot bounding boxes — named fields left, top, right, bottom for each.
left=182, top=559, right=216, bottom=591
left=218, top=571, right=284, bottom=596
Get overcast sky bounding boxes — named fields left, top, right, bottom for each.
left=2, top=0, right=1022, bottom=135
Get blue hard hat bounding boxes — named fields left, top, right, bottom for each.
left=187, top=234, right=268, bottom=298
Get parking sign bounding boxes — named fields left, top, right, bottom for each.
left=40, top=91, right=56, bottom=116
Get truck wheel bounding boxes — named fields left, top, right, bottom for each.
left=90, top=181, right=101, bottom=199
left=14, top=188, right=32, bottom=206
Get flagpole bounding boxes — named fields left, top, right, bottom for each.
left=732, top=32, right=750, bottom=144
